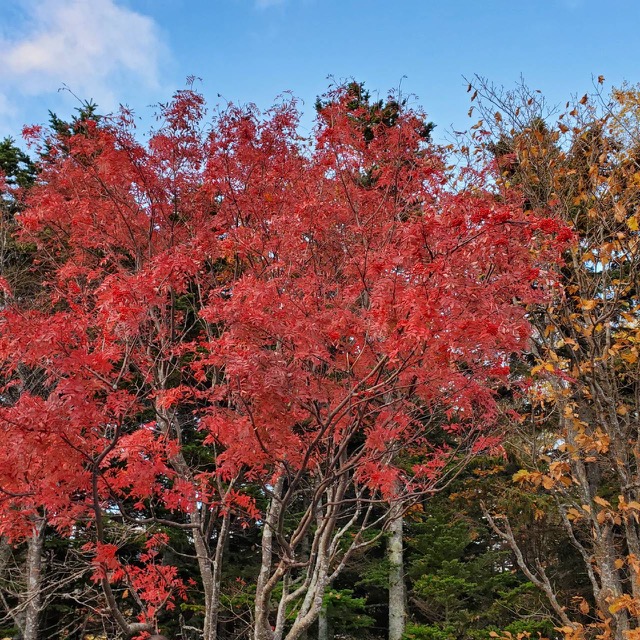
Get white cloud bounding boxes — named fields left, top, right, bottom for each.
left=0, top=0, right=167, bottom=115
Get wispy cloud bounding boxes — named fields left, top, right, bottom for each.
left=0, top=0, right=168, bottom=126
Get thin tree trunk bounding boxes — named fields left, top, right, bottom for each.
left=23, top=516, right=46, bottom=640
left=206, top=511, right=231, bottom=640
left=388, top=507, right=405, bottom=640
left=255, top=474, right=285, bottom=640
left=318, top=599, right=330, bottom=640
left=193, top=522, right=217, bottom=640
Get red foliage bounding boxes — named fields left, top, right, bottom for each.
left=0, top=84, right=562, bottom=624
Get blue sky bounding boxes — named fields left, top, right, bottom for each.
left=0, top=0, right=638, bottom=143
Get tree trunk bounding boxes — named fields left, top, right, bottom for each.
left=388, top=508, right=405, bottom=640
left=23, top=517, right=46, bottom=640
left=318, top=599, right=330, bottom=640
left=255, top=474, right=285, bottom=640
left=193, top=522, right=217, bottom=640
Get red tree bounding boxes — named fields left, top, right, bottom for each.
left=0, top=84, right=563, bottom=639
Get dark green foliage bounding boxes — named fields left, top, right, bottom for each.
left=402, top=499, right=556, bottom=640
left=0, top=137, right=37, bottom=192
left=48, top=100, right=102, bottom=139
left=316, top=80, right=435, bottom=144
left=0, top=138, right=41, bottom=300
left=323, top=588, right=376, bottom=634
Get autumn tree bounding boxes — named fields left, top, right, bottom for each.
left=469, top=77, right=640, bottom=640
left=0, top=82, right=561, bottom=640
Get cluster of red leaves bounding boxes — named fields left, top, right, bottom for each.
left=0, top=85, right=562, bottom=617
left=87, top=534, right=187, bottom=619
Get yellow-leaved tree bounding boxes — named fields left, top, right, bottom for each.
left=470, top=78, right=640, bottom=640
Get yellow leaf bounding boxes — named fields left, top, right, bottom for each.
left=542, top=475, right=554, bottom=490
left=615, top=558, right=625, bottom=569
left=579, top=598, right=590, bottom=614
left=609, top=594, right=634, bottom=614
left=593, top=496, right=611, bottom=507
left=512, top=469, right=530, bottom=483
left=628, top=215, right=639, bottom=232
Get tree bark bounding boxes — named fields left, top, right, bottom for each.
left=388, top=507, right=405, bottom=640
left=254, top=474, right=285, bottom=640
left=23, top=516, right=46, bottom=640
left=318, top=599, right=330, bottom=640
